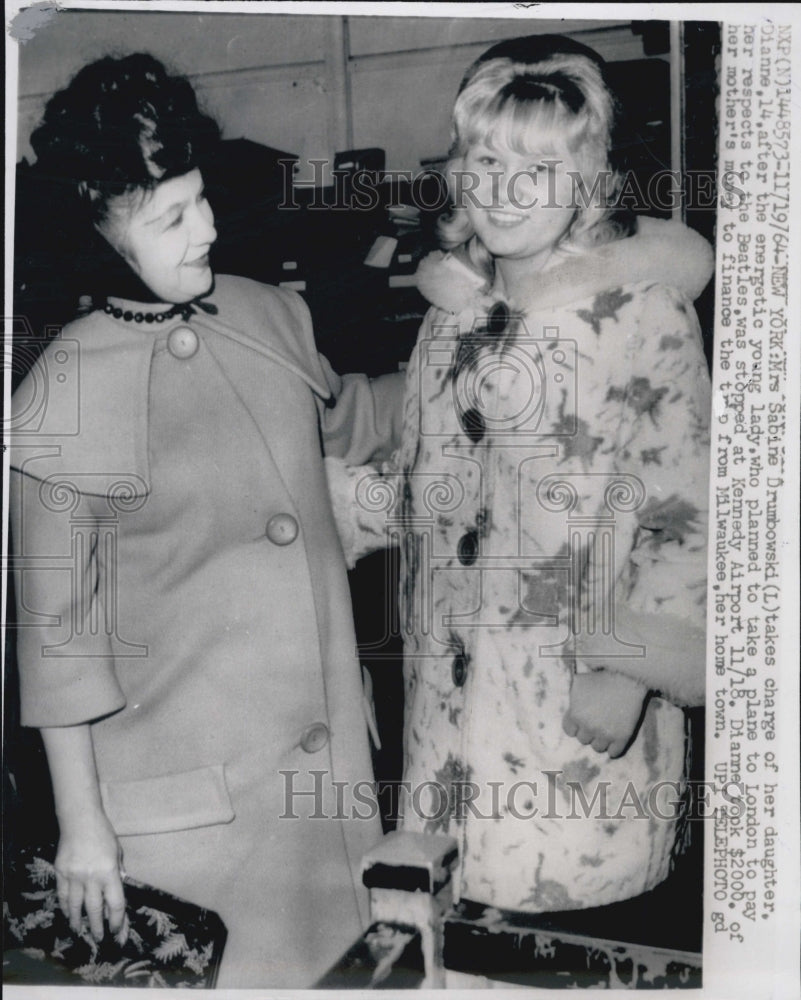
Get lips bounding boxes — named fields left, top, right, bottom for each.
left=484, top=211, right=527, bottom=228
left=184, top=254, right=210, bottom=268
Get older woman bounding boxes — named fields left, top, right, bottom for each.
left=9, top=53, right=401, bottom=988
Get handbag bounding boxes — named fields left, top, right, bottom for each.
left=3, top=843, right=227, bottom=988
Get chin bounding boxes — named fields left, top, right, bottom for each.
left=185, top=269, right=214, bottom=300
left=482, top=235, right=530, bottom=258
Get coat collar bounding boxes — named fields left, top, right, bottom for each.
left=103, top=278, right=332, bottom=401
left=415, top=216, right=715, bottom=315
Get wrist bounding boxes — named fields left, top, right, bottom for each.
left=56, top=800, right=111, bottom=834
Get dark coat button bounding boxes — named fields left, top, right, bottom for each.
left=266, top=513, right=299, bottom=545
left=452, top=652, right=468, bottom=687
left=300, top=722, right=330, bottom=753
left=459, top=407, right=485, bottom=443
left=457, top=530, right=479, bottom=566
left=167, top=325, right=199, bottom=359
left=486, top=301, right=510, bottom=335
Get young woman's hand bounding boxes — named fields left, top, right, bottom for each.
left=55, top=808, right=126, bottom=940
left=562, top=670, right=649, bottom=758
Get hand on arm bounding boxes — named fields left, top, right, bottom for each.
left=40, top=724, right=125, bottom=940
left=320, top=346, right=415, bottom=567
left=325, top=456, right=400, bottom=567
left=319, top=362, right=407, bottom=465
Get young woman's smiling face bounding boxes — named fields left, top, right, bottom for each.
left=461, top=140, right=578, bottom=280
left=99, top=168, right=217, bottom=304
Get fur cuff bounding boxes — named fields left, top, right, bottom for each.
left=576, top=607, right=706, bottom=707
left=325, top=457, right=397, bottom=569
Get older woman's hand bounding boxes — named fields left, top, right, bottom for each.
left=55, top=808, right=126, bottom=940
left=40, top=725, right=126, bottom=941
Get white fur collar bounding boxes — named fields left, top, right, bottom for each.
left=415, top=216, right=714, bottom=315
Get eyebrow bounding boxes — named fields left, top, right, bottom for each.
left=474, top=144, right=551, bottom=160
left=144, top=198, right=190, bottom=226
left=144, top=185, right=204, bottom=226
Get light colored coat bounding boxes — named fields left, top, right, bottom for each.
left=9, top=274, right=402, bottom=988
left=330, top=218, right=713, bottom=912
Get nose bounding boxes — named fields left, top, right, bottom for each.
left=495, top=169, right=513, bottom=207
left=490, top=166, right=517, bottom=208
left=193, top=198, right=217, bottom=247
left=506, top=169, right=539, bottom=211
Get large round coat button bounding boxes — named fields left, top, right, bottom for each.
left=452, top=652, right=468, bottom=688
left=167, top=325, right=199, bottom=359
left=457, top=530, right=479, bottom=566
left=266, top=513, right=299, bottom=545
left=300, top=723, right=330, bottom=753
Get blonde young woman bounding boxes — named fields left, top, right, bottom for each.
left=330, top=34, right=712, bottom=914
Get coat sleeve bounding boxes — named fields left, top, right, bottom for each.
left=255, top=281, right=406, bottom=464
left=322, top=326, right=425, bottom=568
left=9, top=467, right=127, bottom=727
left=318, top=356, right=406, bottom=465
left=596, top=283, right=711, bottom=706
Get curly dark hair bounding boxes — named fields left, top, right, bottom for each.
left=31, top=53, right=220, bottom=221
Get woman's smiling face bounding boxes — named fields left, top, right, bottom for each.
left=461, top=139, right=578, bottom=277
left=98, top=168, right=217, bottom=304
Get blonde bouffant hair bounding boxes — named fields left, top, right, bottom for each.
left=440, top=41, right=634, bottom=280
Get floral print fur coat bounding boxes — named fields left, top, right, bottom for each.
left=329, top=217, right=713, bottom=912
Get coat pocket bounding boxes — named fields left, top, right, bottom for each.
left=100, top=764, right=235, bottom=836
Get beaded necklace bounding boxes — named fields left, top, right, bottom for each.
left=103, top=298, right=218, bottom=324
